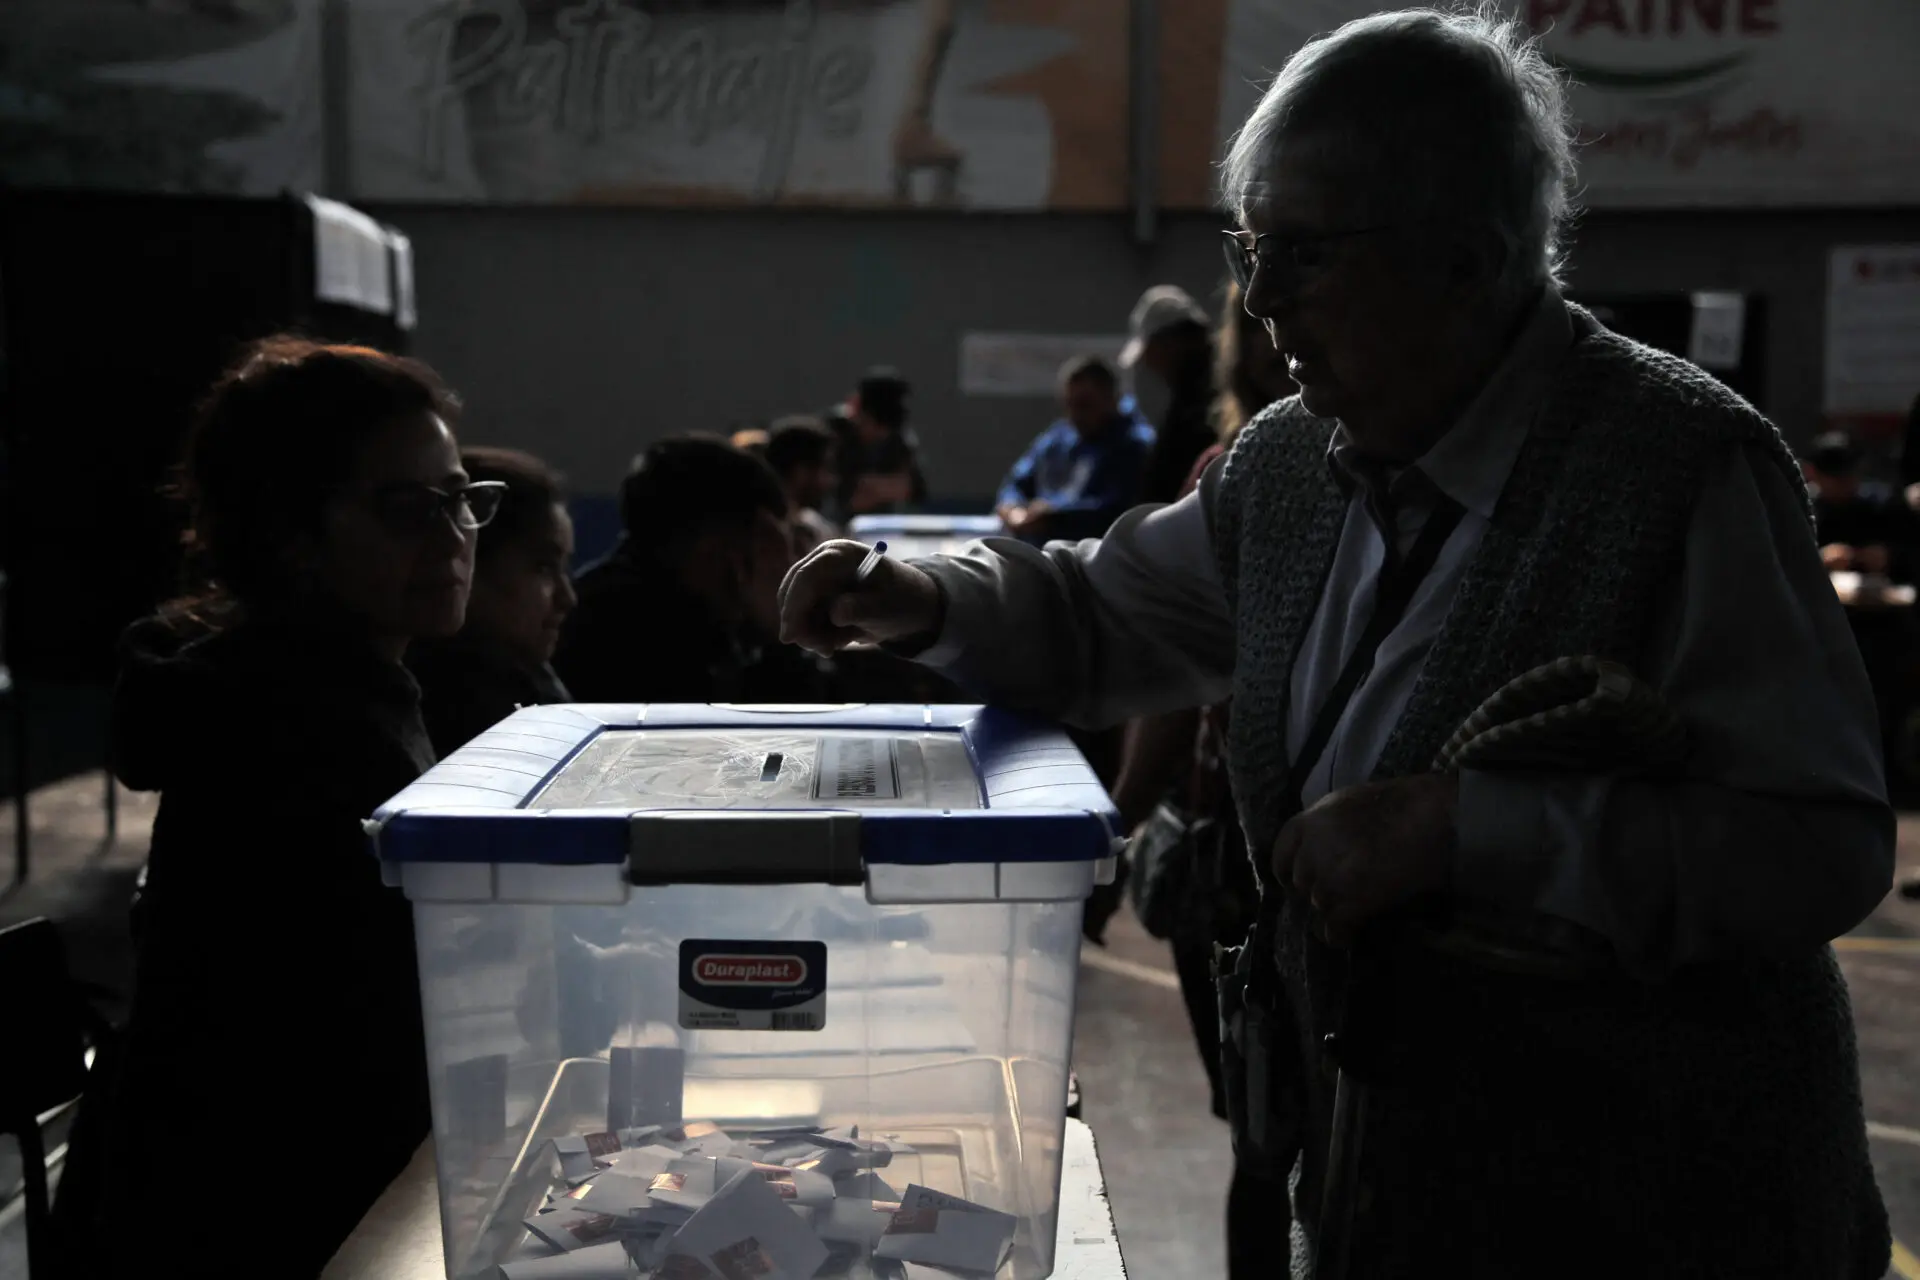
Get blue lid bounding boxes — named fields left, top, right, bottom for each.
left=847, top=514, right=1002, bottom=538
left=369, top=705, right=1119, bottom=873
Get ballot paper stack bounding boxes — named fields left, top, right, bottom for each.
left=501, top=1122, right=1018, bottom=1279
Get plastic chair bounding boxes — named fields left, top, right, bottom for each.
left=0, top=917, right=92, bottom=1277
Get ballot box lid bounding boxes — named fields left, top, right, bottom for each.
left=846, top=514, right=1001, bottom=539
left=369, top=704, right=1120, bottom=874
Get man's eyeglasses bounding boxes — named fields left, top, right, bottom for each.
left=1220, top=224, right=1403, bottom=292
left=368, top=480, right=507, bottom=536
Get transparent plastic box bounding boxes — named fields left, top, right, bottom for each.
left=846, top=513, right=1003, bottom=561
left=369, top=704, right=1119, bottom=1280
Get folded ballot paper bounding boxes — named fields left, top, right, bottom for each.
left=528, top=1123, right=1013, bottom=1279
left=499, top=1240, right=635, bottom=1279
left=872, top=1186, right=1017, bottom=1275
left=654, top=1162, right=829, bottom=1280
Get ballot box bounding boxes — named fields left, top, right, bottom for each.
left=847, top=514, right=1002, bottom=561
left=368, top=704, right=1120, bottom=1280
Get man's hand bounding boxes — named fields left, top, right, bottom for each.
left=1855, top=544, right=1892, bottom=575
left=778, top=540, right=944, bottom=656
left=1821, top=543, right=1857, bottom=571
left=1272, top=773, right=1459, bottom=947
left=1001, top=501, right=1054, bottom=537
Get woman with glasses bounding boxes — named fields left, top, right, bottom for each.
left=410, top=446, right=576, bottom=757
left=62, top=337, right=492, bottom=1276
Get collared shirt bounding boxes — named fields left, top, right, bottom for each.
left=1287, top=288, right=1574, bottom=800
left=996, top=412, right=1158, bottom=542
left=912, top=287, right=1892, bottom=978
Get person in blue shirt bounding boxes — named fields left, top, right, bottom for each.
left=995, top=355, right=1156, bottom=543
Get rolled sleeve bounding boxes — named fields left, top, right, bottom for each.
left=1453, top=443, right=1896, bottom=977
left=909, top=493, right=1235, bottom=728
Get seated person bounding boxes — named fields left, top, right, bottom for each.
left=1805, top=430, right=1920, bottom=580
left=67, top=338, right=476, bottom=1273
left=766, top=414, right=842, bottom=557
left=409, top=447, right=575, bottom=756
left=996, top=355, right=1155, bottom=543
left=553, top=435, right=825, bottom=703
left=1805, top=431, right=1920, bottom=796
left=828, top=367, right=928, bottom=519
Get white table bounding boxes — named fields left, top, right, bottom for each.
left=323, top=1117, right=1126, bottom=1279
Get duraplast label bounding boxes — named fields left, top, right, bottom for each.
left=679, top=939, right=827, bottom=1032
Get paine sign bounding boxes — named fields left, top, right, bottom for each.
left=680, top=939, right=828, bottom=1031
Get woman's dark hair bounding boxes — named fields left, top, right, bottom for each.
left=176, top=335, right=460, bottom=617
left=1212, top=280, right=1276, bottom=445
left=461, top=446, right=565, bottom=564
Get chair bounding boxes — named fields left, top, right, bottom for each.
left=0, top=917, right=93, bottom=1277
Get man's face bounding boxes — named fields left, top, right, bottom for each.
left=1238, top=136, right=1472, bottom=453
left=1062, top=377, right=1118, bottom=436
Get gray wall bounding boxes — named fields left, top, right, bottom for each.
left=379, top=204, right=1920, bottom=503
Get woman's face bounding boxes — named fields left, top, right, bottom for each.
left=312, top=412, right=476, bottom=652
left=466, top=502, right=578, bottom=667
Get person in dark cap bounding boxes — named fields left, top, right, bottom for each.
left=552, top=435, right=824, bottom=703
left=829, top=366, right=928, bottom=519
left=1121, top=284, right=1217, bottom=505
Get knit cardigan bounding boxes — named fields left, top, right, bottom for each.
left=1211, top=311, right=1889, bottom=1279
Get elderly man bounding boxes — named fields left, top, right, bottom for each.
left=780, top=9, right=1893, bottom=1278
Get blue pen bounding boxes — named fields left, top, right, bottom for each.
left=854, top=540, right=888, bottom=585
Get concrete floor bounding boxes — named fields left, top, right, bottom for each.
left=2, top=774, right=1918, bottom=1279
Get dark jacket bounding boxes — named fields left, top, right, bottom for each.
left=553, top=541, right=833, bottom=704
left=69, top=612, right=435, bottom=1277
left=409, top=631, right=571, bottom=757
left=1815, top=485, right=1920, bottom=583
left=1141, top=358, right=1218, bottom=506
left=829, top=414, right=929, bottom=519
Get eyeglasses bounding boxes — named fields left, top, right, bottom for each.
left=1220, top=224, right=1404, bottom=292
left=367, top=480, right=507, bottom=536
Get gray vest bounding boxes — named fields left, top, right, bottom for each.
left=1211, top=314, right=1888, bottom=1278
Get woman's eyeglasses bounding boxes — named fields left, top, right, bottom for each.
left=367, top=481, right=507, bottom=536
left=1220, top=224, right=1403, bottom=292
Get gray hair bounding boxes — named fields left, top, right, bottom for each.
left=1220, top=4, right=1578, bottom=299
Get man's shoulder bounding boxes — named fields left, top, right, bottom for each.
left=1568, top=319, right=1773, bottom=445
left=1223, top=396, right=1327, bottom=465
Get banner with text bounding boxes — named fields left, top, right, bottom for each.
left=5, top=0, right=1917, bottom=208
left=1214, top=0, right=1920, bottom=209
left=350, top=0, right=1134, bottom=208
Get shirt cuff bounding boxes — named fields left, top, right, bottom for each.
left=1451, top=768, right=1550, bottom=906
left=898, top=559, right=968, bottom=668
